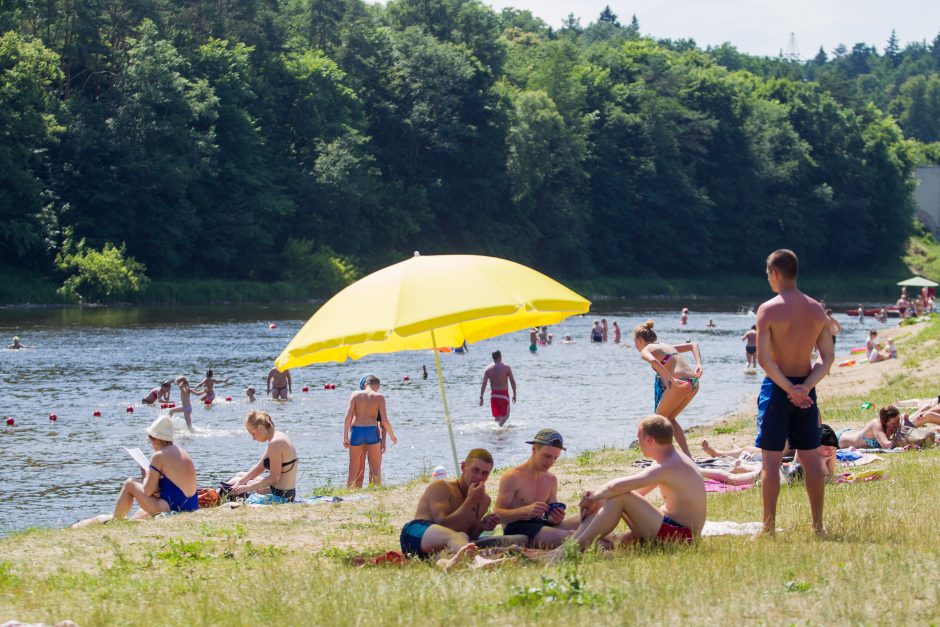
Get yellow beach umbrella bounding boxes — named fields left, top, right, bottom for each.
left=275, top=253, right=591, bottom=472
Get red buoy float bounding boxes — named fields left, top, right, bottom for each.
left=5, top=417, right=14, bottom=426
left=93, top=410, right=101, bottom=417
left=49, top=413, right=57, bottom=421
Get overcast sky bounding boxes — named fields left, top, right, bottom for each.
left=482, top=0, right=940, bottom=58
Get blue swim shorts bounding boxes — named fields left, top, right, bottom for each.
left=400, top=519, right=434, bottom=557
left=755, top=376, right=820, bottom=452
left=349, top=425, right=380, bottom=446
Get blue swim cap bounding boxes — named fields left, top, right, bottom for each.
left=359, top=374, right=374, bottom=390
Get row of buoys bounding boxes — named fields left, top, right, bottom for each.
left=160, top=403, right=177, bottom=409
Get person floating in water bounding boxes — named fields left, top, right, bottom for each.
left=7, top=336, right=25, bottom=349
left=480, top=350, right=517, bottom=427
left=245, top=386, right=257, bottom=403
left=705, top=319, right=717, bottom=329
left=680, top=308, right=689, bottom=326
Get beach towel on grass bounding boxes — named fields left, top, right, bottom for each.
left=701, top=521, right=778, bottom=536
left=835, top=469, right=886, bottom=484
left=246, top=494, right=371, bottom=507
left=704, top=478, right=754, bottom=493
left=837, top=453, right=881, bottom=467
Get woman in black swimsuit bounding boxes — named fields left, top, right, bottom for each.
left=226, top=411, right=299, bottom=501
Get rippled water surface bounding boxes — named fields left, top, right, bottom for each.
left=0, top=301, right=884, bottom=533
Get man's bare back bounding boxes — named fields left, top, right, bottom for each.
left=757, top=292, right=828, bottom=378
left=483, top=362, right=513, bottom=391
left=648, top=450, right=707, bottom=533
left=349, top=390, right=385, bottom=427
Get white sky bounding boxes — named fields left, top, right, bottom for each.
left=483, top=0, right=940, bottom=58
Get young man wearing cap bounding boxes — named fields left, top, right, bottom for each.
left=756, top=249, right=833, bottom=535
left=494, top=429, right=580, bottom=548
left=480, top=351, right=516, bottom=427
left=71, top=416, right=198, bottom=527
left=400, top=449, right=509, bottom=558
left=547, top=415, right=706, bottom=559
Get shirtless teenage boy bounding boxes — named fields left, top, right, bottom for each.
left=343, top=375, right=397, bottom=488
left=480, top=351, right=517, bottom=427
left=547, top=415, right=706, bottom=558
left=494, top=429, right=579, bottom=548
left=399, top=449, right=501, bottom=558
left=267, top=367, right=291, bottom=400
left=755, top=249, right=834, bottom=535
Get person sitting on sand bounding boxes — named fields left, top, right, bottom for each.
left=223, top=411, right=298, bottom=502
left=869, top=343, right=889, bottom=363
left=885, top=339, right=897, bottom=359
left=167, top=376, right=198, bottom=430
left=545, top=416, right=706, bottom=559
left=72, top=416, right=197, bottom=527
left=633, top=319, right=703, bottom=457
left=701, top=425, right=839, bottom=483
left=494, top=429, right=580, bottom=548
left=866, top=330, right=877, bottom=355
left=267, top=367, right=291, bottom=400
left=399, top=448, right=504, bottom=559
left=142, top=381, right=172, bottom=405
left=838, top=405, right=901, bottom=449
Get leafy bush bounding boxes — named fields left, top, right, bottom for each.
left=281, top=238, right=359, bottom=296
left=55, top=231, right=149, bottom=302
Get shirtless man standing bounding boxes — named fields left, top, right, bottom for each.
left=494, top=429, right=580, bottom=548
left=742, top=325, right=758, bottom=369
left=266, top=367, right=291, bottom=400
left=480, top=351, right=516, bottom=427
left=344, top=375, right=397, bottom=487
left=546, top=415, right=705, bottom=559
left=756, top=249, right=834, bottom=535
left=399, top=448, right=501, bottom=558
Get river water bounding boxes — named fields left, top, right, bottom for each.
left=0, top=301, right=883, bottom=534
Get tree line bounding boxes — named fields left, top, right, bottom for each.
left=0, top=1, right=934, bottom=299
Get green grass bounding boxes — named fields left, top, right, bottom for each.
left=3, top=319, right=940, bottom=625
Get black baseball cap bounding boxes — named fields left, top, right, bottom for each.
left=526, top=428, right=566, bottom=450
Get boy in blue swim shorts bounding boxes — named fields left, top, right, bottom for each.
left=755, top=249, right=834, bottom=536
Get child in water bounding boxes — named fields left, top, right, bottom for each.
left=194, top=369, right=228, bottom=404
left=168, top=377, right=198, bottom=430
left=142, top=381, right=172, bottom=405
left=246, top=386, right=257, bottom=403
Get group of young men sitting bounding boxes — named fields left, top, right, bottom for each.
left=399, top=417, right=707, bottom=560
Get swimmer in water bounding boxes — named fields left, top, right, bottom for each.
left=194, top=369, right=228, bottom=404
left=680, top=308, right=689, bottom=326
left=742, top=325, right=757, bottom=369
left=267, top=367, right=291, bottom=400
left=246, top=386, right=257, bottom=403
left=167, top=376, right=198, bottom=430
left=142, top=381, right=172, bottom=405
left=8, top=336, right=25, bottom=349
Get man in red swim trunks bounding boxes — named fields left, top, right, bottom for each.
left=545, top=415, right=706, bottom=558
left=480, top=350, right=516, bottom=427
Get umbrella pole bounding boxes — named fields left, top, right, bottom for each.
left=431, top=329, right=461, bottom=475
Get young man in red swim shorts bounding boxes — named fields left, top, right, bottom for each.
left=546, top=415, right=706, bottom=559
left=480, top=350, right=516, bottom=427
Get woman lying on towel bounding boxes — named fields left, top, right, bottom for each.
left=222, top=411, right=299, bottom=503
left=72, top=416, right=198, bottom=527
left=837, top=406, right=901, bottom=450
left=700, top=426, right=838, bottom=485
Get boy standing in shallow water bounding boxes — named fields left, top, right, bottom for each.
left=168, top=376, right=198, bottom=430
left=755, top=249, right=834, bottom=535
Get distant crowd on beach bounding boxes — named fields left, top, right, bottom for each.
left=39, top=249, right=940, bottom=563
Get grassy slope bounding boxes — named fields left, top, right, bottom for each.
left=2, top=321, right=940, bottom=625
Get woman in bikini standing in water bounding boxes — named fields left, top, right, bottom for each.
left=633, top=320, right=703, bottom=457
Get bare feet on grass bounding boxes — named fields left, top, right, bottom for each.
left=436, top=543, right=478, bottom=571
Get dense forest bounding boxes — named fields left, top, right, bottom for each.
left=2, top=1, right=939, bottom=300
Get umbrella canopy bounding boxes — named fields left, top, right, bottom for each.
left=274, top=253, right=591, bottom=473
left=897, top=276, right=939, bottom=288
left=275, top=254, right=591, bottom=369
